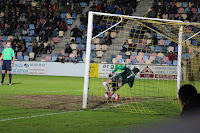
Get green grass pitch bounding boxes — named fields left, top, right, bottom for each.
left=0, top=75, right=182, bottom=133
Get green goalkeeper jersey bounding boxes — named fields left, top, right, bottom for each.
left=112, top=65, right=135, bottom=88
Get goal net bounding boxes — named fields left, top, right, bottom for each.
left=82, top=11, right=200, bottom=114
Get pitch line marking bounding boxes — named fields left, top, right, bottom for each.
left=0, top=103, right=126, bottom=122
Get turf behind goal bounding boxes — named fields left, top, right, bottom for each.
left=82, top=11, right=200, bottom=114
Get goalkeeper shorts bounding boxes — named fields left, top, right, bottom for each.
left=111, top=77, right=123, bottom=91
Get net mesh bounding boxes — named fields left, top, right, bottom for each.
left=86, top=14, right=200, bottom=114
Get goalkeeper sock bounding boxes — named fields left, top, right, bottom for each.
left=1, top=73, right=5, bottom=83
left=103, top=82, right=110, bottom=92
left=9, top=74, right=12, bottom=84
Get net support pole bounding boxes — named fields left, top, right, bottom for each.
left=177, top=26, right=183, bottom=97
left=82, top=12, right=93, bottom=109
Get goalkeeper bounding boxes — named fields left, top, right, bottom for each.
left=103, top=65, right=140, bottom=101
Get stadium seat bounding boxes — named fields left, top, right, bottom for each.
left=163, top=56, right=169, bottom=62
left=53, top=31, right=58, bottom=37
left=178, top=8, right=184, bottom=14
left=71, top=44, right=77, bottom=50
left=110, top=32, right=116, bottom=38
left=112, top=58, right=118, bottom=64
left=67, top=19, right=73, bottom=25
left=158, top=39, right=165, bottom=46
left=155, top=46, right=161, bottom=53
left=0, top=48, right=3, bottom=52
left=94, top=58, right=101, bottom=63
left=91, top=44, right=95, bottom=50
left=17, top=52, right=22, bottom=57
left=184, top=53, right=190, bottom=59
left=98, top=32, right=104, bottom=38
left=18, top=56, right=23, bottom=61
left=79, top=25, right=84, bottom=31
left=110, top=55, right=116, bottom=59
left=53, top=37, right=59, bottom=43
left=77, top=44, right=82, bottom=49
left=161, top=46, right=167, bottom=53
left=182, top=2, right=188, bottom=8
left=168, top=46, right=174, bottom=52
left=138, top=59, right=144, bottom=64
left=29, top=24, right=34, bottom=30
left=191, top=8, right=197, bottom=14
left=28, top=46, right=33, bottom=52
left=7, top=36, right=13, bottom=41
left=60, top=50, right=65, bottom=55
left=125, top=59, right=131, bottom=64
left=61, top=13, right=66, bottom=19
left=132, top=59, right=137, bottom=64
left=157, top=33, right=162, bottom=39
left=82, top=38, right=86, bottom=44
left=198, top=8, right=200, bottom=14
left=143, top=55, right=149, bottom=60
left=29, top=52, right=35, bottom=60
left=66, top=13, right=71, bottom=19
left=132, top=52, right=137, bottom=56
left=149, top=46, right=154, bottom=51
left=119, top=59, right=125, bottom=64
left=72, top=12, right=77, bottom=19
left=150, top=56, right=156, bottom=61
left=175, top=47, right=178, bottom=53
left=52, top=56, right=57, bottom=62
left=96, top=51, right=103, bottom=57
left=165, top=40, right=172, bottom=46
left=94, top=38, right=100, bottom=44
left=101, top=45, right=108, bottom=51
left=116, top=55, right=122, bottom=61
left=46, top=56, right=51, bottom=61
left=59, top=31, right=64, bottom=37
left=128, top=39, right=132, bottom=44
left=2, top=36, right=7, bottom=41
left=76, top=37, right=81, bottom=44
left=0, top=36, right=2, bottom=40
left=30, top=30, right=35, bottom=36
left=173, top=60, right=177, bottom=66
left=145, top=60, right=152, bottom=64
left=95, top=45, right=101, bottom=51
left=157, top=53, right=164, bottom=58
left=80, top=2, right=86, bottom=8
left=24, top=56, right=29, bottom=61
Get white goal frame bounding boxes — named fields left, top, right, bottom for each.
left=82, top=11, right=186, bottom=109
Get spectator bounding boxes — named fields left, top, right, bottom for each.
left=74, top=58, right=78, bottom=64
left=32, top=39, right=39, bottom=59
left=105, top=32, right=112, bottom=45
left=39, top=42, right=44, bottom=57
left=71, top=25, right=82, bottom=38
left=65, top=44, right=72, bottom=54
left=21, top=44, right=27, bottom=52
left=152, top=33, right=158, bottom=46
left=22, top=26, right=29, bottom=36
left=46, top=38, right=54, bottom=54
left=77, top=48, right=83, bottom=58
left=178, top=84, right=200, bottom=119
left=168, top=51, right=174, bottom=63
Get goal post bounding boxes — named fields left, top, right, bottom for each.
left=82, top=11, right=200, bottom=113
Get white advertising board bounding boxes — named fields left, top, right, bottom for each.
left=98, top=64, right=178, bottom=80
left=46, top=62, right=85, bottom=77
left=12, top=61, right=47, bottom=75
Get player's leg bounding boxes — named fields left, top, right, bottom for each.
left=7, top=61, right=12, bottom=85
left=102, top=78, right=112, bottom=92
left=7, top=70, right=12, bottom=85
left=1, top=61, right=6, bottom=85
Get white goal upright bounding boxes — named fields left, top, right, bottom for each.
left=82, top=11, right=200, bottom=114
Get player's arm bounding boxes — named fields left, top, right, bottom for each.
left=126, top=75, right=135, bottom=88
left=128, top=78, right=135, bottom=88
left=109, top=65, right=127, bottom=77
left=0, top=50, right=4, bottom=61
left=11, top=50, right=15, bottom=66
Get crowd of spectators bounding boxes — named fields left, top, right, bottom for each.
left=0, top=0, right=89, bottom=61
left=147, top=0, right=200, bottom=22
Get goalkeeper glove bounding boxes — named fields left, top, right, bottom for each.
left=109, top=72, right=114, bottom=77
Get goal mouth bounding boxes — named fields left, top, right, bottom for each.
left=83, top=11, right=200, bottom=114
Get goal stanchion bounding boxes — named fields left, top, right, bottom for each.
left=83, top=11, right=200, bottom=114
